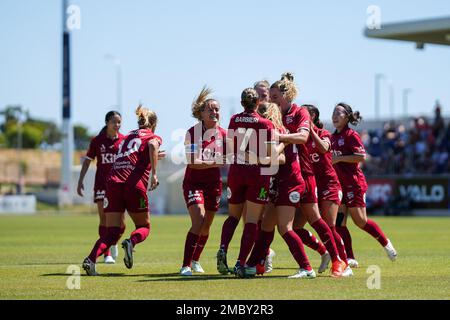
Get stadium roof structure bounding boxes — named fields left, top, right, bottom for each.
left=364, top=16, right=450, bottom=49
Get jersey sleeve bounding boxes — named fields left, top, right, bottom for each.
left=295, top=108, right=311, bottom=133
left=347, top=131, right=366, bottom=156
left=85, top=136, right=97, bottom=160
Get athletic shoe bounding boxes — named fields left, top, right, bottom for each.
left=330, top=260, right=346, bottom=277
left=121, top=239, right=134, bottom=269
left=104, top=255, right=115, bottom=264
left=234, top=263, right=246, bottom=278
left=110, top=244, right=119, bottom=260
left=232, top=261, right=242, bottom=275
left=384, top=239, right=397, bottom=261
left=264, top=248, right=276, bottom=273
left=82, top=257, right=99, bottom=276
left=318, top=252, right=331, bottom=273
left=288, top=268, right=316, bottom=279
left=216, top=248, right=230, bottom=275
left=342, top=265, right=353, bottom=277
left=191, top=260, right=205, bottom=273
left=180, top=266, right=193, bottom=276
left=347, top=258, right=359, bottom=268
left=244, top=266, right=256, bottom=278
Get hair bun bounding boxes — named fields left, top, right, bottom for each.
left=241, top=88, right=259, bottom=103
left=281, top=72, right=294, bottom=82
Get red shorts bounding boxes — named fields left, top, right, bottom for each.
left=341, top=185, right=367, bottom=208
left=270, top=175, right=305, bottom=208
left=227, top=165, right=270, bottom=205
left=300, top=175, right=318, bottom=204
left=183, top=182, right=222, bottom=212
left=103, top=182, right=149, bottom=213
left=317, top=179, right=343, bottom=205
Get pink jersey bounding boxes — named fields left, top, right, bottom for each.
left=331, top=125, right=367, bottom=190
left=85, top=131, right=124, bottom=189
left=282, top=104, right=311, bottom=177
left=183, top=123, right=227, bottom=184
left=228, top=111, right=274, bottom=166
left=108, top=128, right=162, bottom=191
left=307, top=127, right=340, bottom=186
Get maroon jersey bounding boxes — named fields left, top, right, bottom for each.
left=183, top=123, right=227, bottom=184
left=108, top=128, right=162, bottom=191
left=331, top=125, right=367, bottom=190
left=282, top=104, right=311, bottom=176
left=85, top=131, right=124, bottom=189
left=227, top=111, right=274, bottom=166
left=307, top=127, right=340, bottom=185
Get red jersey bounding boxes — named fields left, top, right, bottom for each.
left=275, top=127, right=301, bottom=181
left=331, top=125, right=367, bottom=190
left=307, top=127, right=341, bottom=188
left=108, top=128, right=162, bottom=191
left=85, top=131, right=124, bottom=189
left=282, top=104, right=311, bottom=176
left=183, top=122, right=227, bottom=184
left=227, top=111, right=274, bottom=166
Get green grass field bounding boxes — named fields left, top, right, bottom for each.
left=0, top=214, right=449, bottom=300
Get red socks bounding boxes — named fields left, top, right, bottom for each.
left=331, top=226, right=347, bottom=262
left=363, top=219, right=388, bottom=247
left=182, top=232, right=200, bottom=267
left=238, top=223, right=258, bottom=265
left=89, top=226, right=122, bottom=262
left=130, top=224, right=150, bottom=247
left=311, top=219, right=340, bottom=262
left=336, top=226, right=355, bottom=260
left=282, top=231, right=312, bottom=271
left=192, top=234, right=209, bottom=261
left=98, top=226, right=111, bottom=257
left=294, top=228, right=327, bottom=256
left=220, top=216, right=239, bottom=251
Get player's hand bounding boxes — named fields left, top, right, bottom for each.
left=77, top=182, right=84, bottom=197
left=332, top=155, right=340, bottom=164
left=158, top=150, right=166, bottom=160
left=149, top=174, right=159, bottom=191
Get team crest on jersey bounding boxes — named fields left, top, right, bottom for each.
left=338, top=138, right=345, bottom=146
left=227, top=187, right=232, bottom=199
left=289, top=191, right=300, bottom=204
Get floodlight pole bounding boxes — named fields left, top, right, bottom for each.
left=374, top=73, right=385, bottom=120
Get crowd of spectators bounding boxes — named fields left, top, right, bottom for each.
left=361, top=101, right=450, bottom=176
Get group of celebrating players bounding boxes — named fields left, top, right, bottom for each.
left=78, top=72, right=397, bottom=278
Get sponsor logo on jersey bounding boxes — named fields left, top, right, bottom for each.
left=310, top=153, right=320, bottom=163
left=101, top=153, right=115, bottom=164
left=289, top=191, right=300, bottom=204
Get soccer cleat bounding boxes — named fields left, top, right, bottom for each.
left=288, top=268, right=317, bottom=279
left=180, top=266, right=193, bottom=276
left=264, top=248, right=276, bottom=273
left=191, top=260, right=205, bottom=273
left=342, top=265, right=354, bottom=277
left=384, top=239, right=397, bottom=261
left=122, top=239, right=134, bottom=269
left=110, top=244, right=119, bottom=260
left=318, top=252, right=331, bottom=273
left=82, top=257, right=99, bottom=276
left=347, top=258, right=359, bottom=268
left=330, top=260, right=346, bottom=278
left=244, top=266, right=257, bottom=278
left=216, top=248, right=230, bottom=275
left=103, top=255, right=115, bottom=264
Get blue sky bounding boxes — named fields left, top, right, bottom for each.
left=1, top=0, right=449, bottom=148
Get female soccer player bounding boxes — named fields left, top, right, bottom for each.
left=246, top=102, right=316, bottom=279
left=305, top=104, right=352, bottom=276
left=77, top=111, right=124, bottom=264
left=180, top=87, right=227, bottom=276
left=331, top=103, right=397, bottom=264
left=217, top=88, right=276, bottom=278
left=82, top=105, right=163, bottom=275
left=271, top=73, right=345, bottom=277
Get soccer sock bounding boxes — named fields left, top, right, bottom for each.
left=220, top=216, right=239, bottom=251
left=130, top=224, right=150, bottom=247
left=238, top=223, right=258, bottom=265
left=363, top=219, right=389, bottom=247
left=282, top=230, right=312, bottom=271
left=294, top=228, right=327, bottom=256
left=182, top=232, right=200, bottom=267
left=331, top=226, right=347, bottom=262
left=192, top=234, right=209, bottom=261
left=98, top=225, right=111, bottom=257
left=265, top=229, right=275, bottom=259
left=336, top=226, right=355, bottom=260
left=88, top=226, right=121, bottom=263
left=112, top=226, right=126, bottom=246
left=311, top=219, right=341, bottom=263
left=247, top=230, right=274, bottom=267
